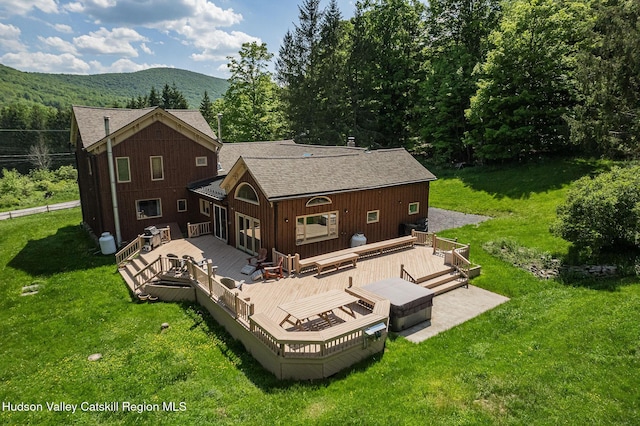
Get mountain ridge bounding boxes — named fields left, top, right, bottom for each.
left=0, top=64, right=229, bottom=109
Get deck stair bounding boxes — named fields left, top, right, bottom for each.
left=119, top=256, right=161, bottom=295
left=417, top=267, right=468, bottom=296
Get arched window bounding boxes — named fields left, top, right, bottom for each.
left=235, top=183, right=259, bottom=205
left=306, top=196, right=332, bottom=207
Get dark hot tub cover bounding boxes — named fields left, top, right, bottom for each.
left=363, top=277, right=434, bottom=317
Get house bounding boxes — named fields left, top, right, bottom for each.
left=71, top=106, right=436, bottom=259
left=190, top=140, right=436, bottom=259
left=71, top=106, right=221, bottom=245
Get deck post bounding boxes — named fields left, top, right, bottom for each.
left=432, top=234, right=437, bottom=254
left=234, top=293, right=239, bottom=319
left=207, top=260, right=213, bottom=296
left=400, top=264, right=404, bottom=278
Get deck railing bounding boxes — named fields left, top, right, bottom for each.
left=412, top=230, right=435, bottom=247
left=116, top=235, right=144, bottom=266
left=115, top=226, right=171, bottom=266
left=451, top=249, right=471, bottom=279
left=132, top=255, right=164, bottom=291
left=400, top=264, right=417, bottom=284
left=433, top=236, right=469, bottom=255
left=249, top=314, right=386, bottom=358
left=272, top=248, right=294, bottom=275
left=187, top=221, right=212, bottom=238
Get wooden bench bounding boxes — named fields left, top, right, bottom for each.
left=314, top=253, right=359, bottom=276
left=351, top=235, right=417, bottom=257
left=295, top=235, right=418, bottom=274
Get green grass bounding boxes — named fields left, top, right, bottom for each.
left=1, top=158, right=639, bottom=425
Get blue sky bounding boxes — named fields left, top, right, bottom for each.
left=0, top=0, right=355, bottom=78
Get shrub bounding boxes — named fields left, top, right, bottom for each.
left=551, top=166, right=640, bottom=256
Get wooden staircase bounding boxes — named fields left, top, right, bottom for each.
left=416, top=267, right=468, bottom=296
left=118, top=256, right=152, bottom=295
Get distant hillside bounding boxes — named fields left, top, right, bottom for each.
left=0, top=64, right=229, bottom=109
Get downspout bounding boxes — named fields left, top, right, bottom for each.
left=104, top=116, right=122, bottom=246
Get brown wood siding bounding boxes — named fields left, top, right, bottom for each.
left=222, top=171, right=429, bottom=259
left=225, top=173, right=275, bottom=256
left=85, top=121, right=218, bottom=242
left=273, top=182, right=430, bottom=258
left=75, top=131, right=104, bottom=237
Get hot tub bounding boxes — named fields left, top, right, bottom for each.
left=363, top=277, right=434, bottom=332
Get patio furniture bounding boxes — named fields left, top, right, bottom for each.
left=262, top=257, right=284, bottom=281
left=247, top=248, right=268, bottom=268
left=278, top=290, right=358, bottom=330
left=220, top=277, right=244, bottom=291
left=314, top=253, right=358, bottom=276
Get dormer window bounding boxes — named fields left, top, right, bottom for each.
left=235, top=183, right=259, bottom=205
left=306, top=196, right=332, bottom=207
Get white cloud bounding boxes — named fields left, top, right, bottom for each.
left=73, top=27, right=147, bottom=57
left=140, top=42, right=153, bottom=55
left=38, top=36, right=79, bottom=55
left=0, top=0, right=59, bottom=16
left=90, top=58, right=171, bottom=73
left=0, top=23, right=26, bottom=52
left=52, top=24, right=74, bottom=34
left=1, top=51, right=91, bottom=73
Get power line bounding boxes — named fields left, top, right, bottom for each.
left=0, top=129, right=70, bottom=132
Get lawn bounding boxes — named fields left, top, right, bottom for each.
left=1, top=157, right=639, bottom=425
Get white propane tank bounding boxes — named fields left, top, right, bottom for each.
left=99, top=232, right=117, bottom=255
left=350, top=233, right=367, bottom=248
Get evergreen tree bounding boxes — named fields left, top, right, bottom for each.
left=276, top=0, right=325, bottom=143
left=350, top=0, right=427, bottom=148
left=148, top=86, right=161, bottom=107
left=199, top=90, right=215, bottom=126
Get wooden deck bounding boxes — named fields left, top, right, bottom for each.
left=141, top=235, right=452, bottom=325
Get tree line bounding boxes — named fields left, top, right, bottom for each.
left=205, top=0, right=640, bottom=164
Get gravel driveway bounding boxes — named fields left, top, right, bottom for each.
left=427, top=207, right=491, bottom=233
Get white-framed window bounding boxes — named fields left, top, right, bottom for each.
left=136, top=198, right=162, bottom=219
left=306, top=196, right=332, bottom=207
left=235, top=183, right=259, bottom=205
left=408, top=202, right=420, bottom=215
left=150, top=156, right=164, bottom=181
left=367, top=210, right=380, bottom=224
left=116, top=157, right=130, bottom=183
left=177, top=199, right=187, bottom=212
left=199, top=198, right=210, bottom=216
left=296, top=211, right=339, bottom=245
left=196, top=156, right=208, bottom=167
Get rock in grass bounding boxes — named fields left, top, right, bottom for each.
left=88, top=353, right=102, bottom=362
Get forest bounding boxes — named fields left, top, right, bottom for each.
left=211, top=0, right=639, bottom=164
left=1, top=0, right=639, bottom=170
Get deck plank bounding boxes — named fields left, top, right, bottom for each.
left=140, top=236, right=451, bottom=323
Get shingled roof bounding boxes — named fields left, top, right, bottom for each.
left=217, top=140, right=365, bottom=171
left=218, top=145, right=436, bottom=201
left=71, top=105, right=219, bottom=153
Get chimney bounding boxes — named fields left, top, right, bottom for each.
left=347, top=136, right=356, bottom=147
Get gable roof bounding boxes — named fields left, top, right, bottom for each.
left=71, top=105, right=220, bottom=154
left=219, top=145, right=436, bottom=201
left=217, top=140, right=365, bottom=172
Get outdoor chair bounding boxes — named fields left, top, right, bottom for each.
left=247, top=248, right=268, bottom=268
left=262, top=257, right=284, bottom=281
